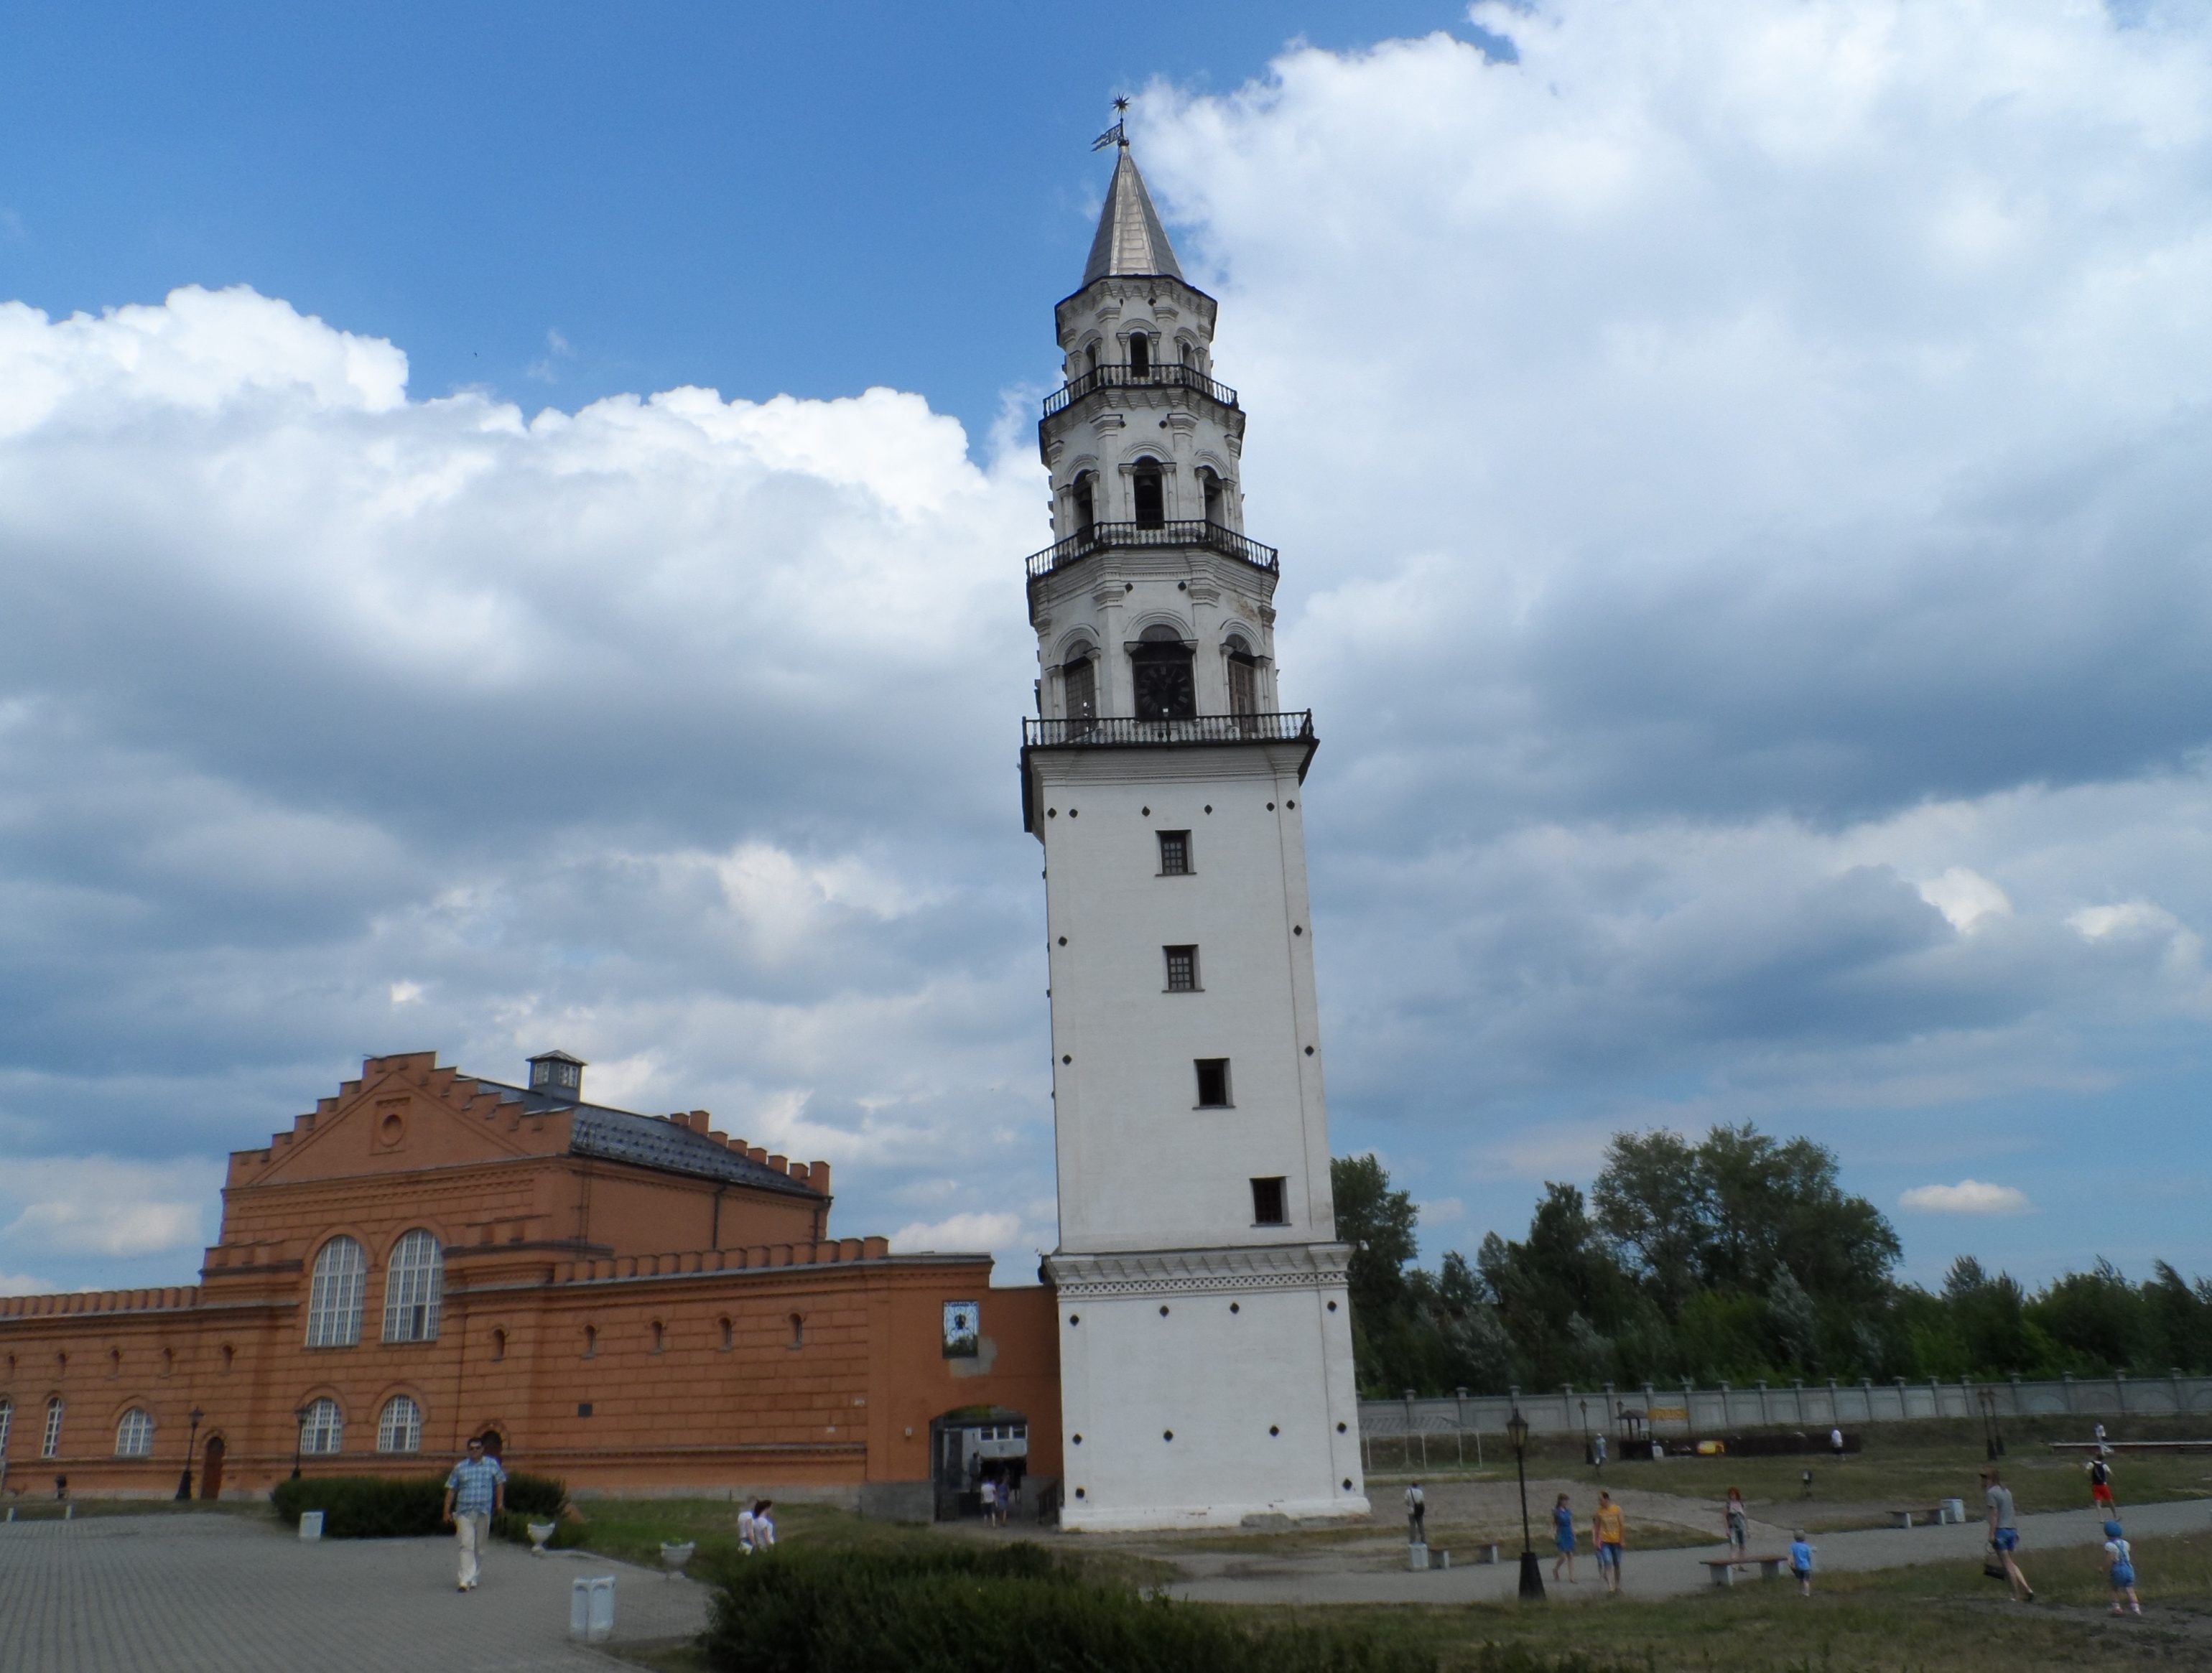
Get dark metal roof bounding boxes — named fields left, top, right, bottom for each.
left=469, top=1080, right=819, bottom=1197
left=1082, top=145, right=1184, bottom=285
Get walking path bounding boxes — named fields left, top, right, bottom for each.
left=1167, top=1494, right=2212, bottom=1606
left=0, top=1513, right=708, bottom=1672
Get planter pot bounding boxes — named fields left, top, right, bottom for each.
left=527, top=1521, right=558, bottom=1555
left=660, top=1541, right=696, bottom=1579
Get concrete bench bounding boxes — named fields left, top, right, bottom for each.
left=1890, top=1504, right=1964, bottom=1527
left=1701, top=1555, right=1788, bottom=1586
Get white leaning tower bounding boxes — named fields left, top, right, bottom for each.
left=1025, top=135, right=1370, bottom=1532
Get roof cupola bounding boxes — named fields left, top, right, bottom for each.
left=526, top=1050, right=586, bottom=1104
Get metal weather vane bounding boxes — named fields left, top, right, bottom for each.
left=1092, top=96, right=1130, bottom=152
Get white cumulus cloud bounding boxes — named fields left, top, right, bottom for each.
left=1900, top=1179, right=2034, bottom=1215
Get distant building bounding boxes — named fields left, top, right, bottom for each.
left=0, top=1052, right=1056, bottom=1516
left=1025, top=140, right=1369, bottom=1529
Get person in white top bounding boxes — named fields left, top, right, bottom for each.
left=737, top=1504, right=757, bottom=1554
left=753, top=1501, right=776, bottom=1547
left=1405, top=1481, right=1426, bottom=1543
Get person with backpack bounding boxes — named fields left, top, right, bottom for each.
left=2103, top=1520, right=2141, bottom=1615
left=2088, top=1452, right=2116, bottom=1511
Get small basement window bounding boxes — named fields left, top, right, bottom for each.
left=1251, top=1177, right=1288, bottom=1226
left=1195, top=1059, right=1232, bottom=1109
left=1164, top=946, right=1199, bottom=992
left=1158, top=831, right=1191, bottom=875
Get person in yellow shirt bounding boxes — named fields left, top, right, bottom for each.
left=1592, top=1490, right=1625, bottom=1595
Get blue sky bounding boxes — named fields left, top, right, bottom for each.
left=1, top=1, right=1473, bottom=442
left=4, top=0, right=2211, bottom=1302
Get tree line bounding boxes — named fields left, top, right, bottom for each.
left=1331, top=1125, right=2212, bottom=1398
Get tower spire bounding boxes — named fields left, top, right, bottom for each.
left=1082, top=124, right=1183, bottom=286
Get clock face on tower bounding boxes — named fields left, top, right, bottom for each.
left=1133, top=650, right=1196, bottom=720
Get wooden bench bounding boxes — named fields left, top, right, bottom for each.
left=1701, top=1555, right=1788, bottom=1587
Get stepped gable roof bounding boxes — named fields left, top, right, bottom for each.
left=468, top=1077, right=821, bottom=1197
left=1082, top=144, right=1184, bottom=285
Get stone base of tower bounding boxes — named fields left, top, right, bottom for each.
left=1044, top=1243, right=1370, bottom=1532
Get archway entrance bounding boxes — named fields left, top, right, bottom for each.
left=928, top=1406, right=1029, bottom=1522
left=200, top=1436, right=226, bottom=1500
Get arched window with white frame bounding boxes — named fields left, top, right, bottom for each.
left=115, top=1407, right=154, bottom=1457
left=0, top=1399, right=11, bottom=1456
left=305, top=1236, right=367, bottom=1347
left=42, top=1396, right=65, bottom=1458
left=376, top=1394, right=422, bottom=1454
left=300, top=1397, right=343, bottom=1455
left=381, top=1229, right=443, bottom=1343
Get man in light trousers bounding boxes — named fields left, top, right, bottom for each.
left=442, top=1437, right=508, bottom=1591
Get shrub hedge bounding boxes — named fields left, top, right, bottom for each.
left=703, top=1545, right=1433, bottom=1673
left=269, top=1468, right=570, bottom=1543
left=271, top=1475, right=445, bottom=1538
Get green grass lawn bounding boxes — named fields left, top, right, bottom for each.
left=614, top=1529, right=2212, bottom=1673
left=1369, top=1415, right=2212, bottom=1534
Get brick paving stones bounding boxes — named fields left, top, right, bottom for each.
left=0, top=1514, right=710, bottom=1672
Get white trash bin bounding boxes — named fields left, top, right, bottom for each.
left=571, top=1575, right=616, bottom=1643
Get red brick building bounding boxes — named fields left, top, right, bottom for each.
left=0, top=1052, right=1059, bottom=1518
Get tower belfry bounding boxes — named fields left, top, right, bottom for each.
left=1023, top=137, right=1368, bottom=1530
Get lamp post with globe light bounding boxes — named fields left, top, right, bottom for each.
left=1507, top=1407, right=1545, bottom=1602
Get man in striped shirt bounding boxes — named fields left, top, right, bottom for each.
left=442, top=1437, right=508, bottom=1591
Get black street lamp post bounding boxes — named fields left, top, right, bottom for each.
left=292, top=1406, right=309, bottom=1480
left=1507, top=1407, right=1546, bottom=1602
left=174, top=1407, right=204, bottom=1501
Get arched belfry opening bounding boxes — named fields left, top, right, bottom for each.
left=1130, top=459, right=1165, bottom=529
left=1199, top=467, right=1226, bottom=527
left=1128, top=331, right=1151, bottom=377
left=1071, top=471, right=1096, bottom=540
left=1131, top=625, right=1195, bottom=721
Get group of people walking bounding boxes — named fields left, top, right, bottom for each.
left=1546, top=1489, right=1630, bottom=1594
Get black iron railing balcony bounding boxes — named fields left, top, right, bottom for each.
left=1041, top=362, right=1239, bottom=419
left=1024, top=520, right=1280, bottom=582
left=1024, top=711, right=1314, bottom=749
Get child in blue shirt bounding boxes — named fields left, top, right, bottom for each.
left=2104, top=1521, right=2140, bottom=1615
left=1790, top=1531, right=1813, bottom=1595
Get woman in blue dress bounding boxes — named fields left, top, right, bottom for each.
left=1551, top=1491, right=1579, bottom=1583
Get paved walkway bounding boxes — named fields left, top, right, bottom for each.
left=1168, top=1496, right=2212, bottom=1606
left=0, top=1514, right=710, bottom=1672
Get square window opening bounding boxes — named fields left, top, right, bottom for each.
left=1251, top=1176, right=1288, bottom=1226
left=1164, top=946, right=1199, bottom=992
left=1195, top=1058, right=1232, bottom=1109
left=1158, top=831, right=1191, bottom=876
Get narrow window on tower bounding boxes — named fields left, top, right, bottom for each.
left=1157, top=831, right=1191, bottom=875
left=1200, top=467, right=1225, bottom=526
left=1071, top=470, right=1097, bottom=540
left=1130, top=459, right=1166, bottom=529
left=1194, top=1058, right=1232, bottom=1108
left=1251, top=1176, right=1288, bottom=1226
left=1225, top=634, right=1259, bottom=717
left=1163, top=946, right=1199, bottom=992
left=1084, top=342, right=1100, bottom=377
left=1128, top=331, right=1151, bottom=377
left=1063, top=651, right=1097, bottom=731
